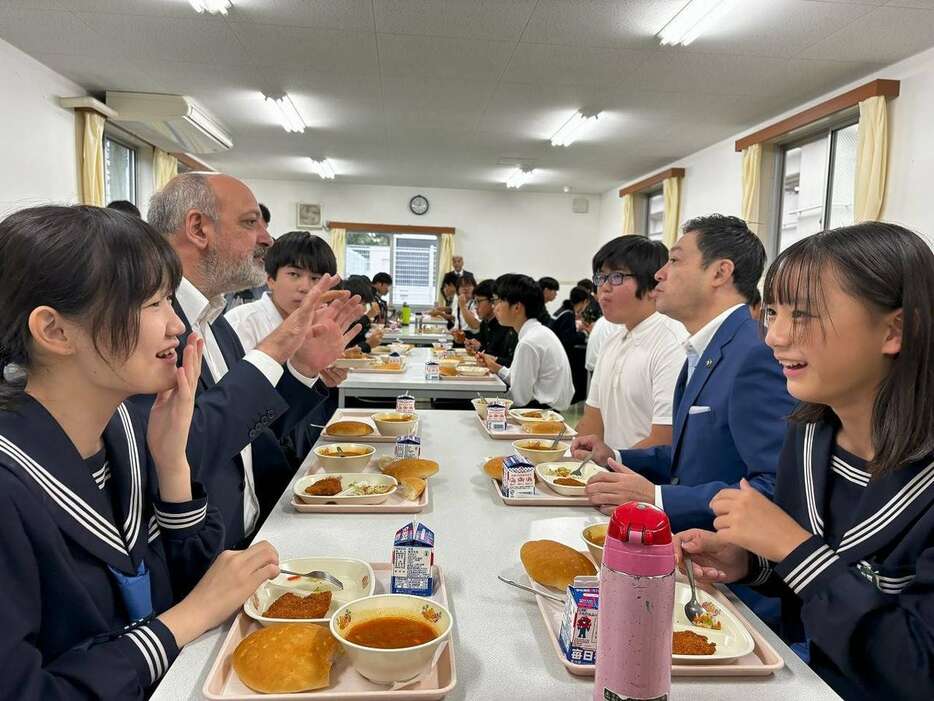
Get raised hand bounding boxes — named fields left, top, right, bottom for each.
left=291, top=293, right=365, bottom=376
left=147, top=333, right=203, bottom=502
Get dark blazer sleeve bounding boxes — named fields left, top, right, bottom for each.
left=271, top=370, right=330, bottom=442
left=616, top=445, right=674, bottom=485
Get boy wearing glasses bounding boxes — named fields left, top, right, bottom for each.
left=577, top=236, right=687, bottom=449
left=464, top=278, right=517, bottom=366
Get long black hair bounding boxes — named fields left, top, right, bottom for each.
left=0, top=205, right=182, bottom=407
left=763, top=221, right=934, bottom=474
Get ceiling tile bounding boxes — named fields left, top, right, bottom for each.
left=502, top=42, right=650, bottom=87
left=377, top=33, right=514, bottom=81
left=0, top=8, right=111, bottom=57
left=54, top=0, right=195, bottom=17
left=32, top=51, right=156, bottom=91
left=374, top=0, right=536, bottom=41
left=801, top=6, right=934, bottom=61
left=381, top=76, right=494, bottom=130
left=229, top=0, right=375, bottom=31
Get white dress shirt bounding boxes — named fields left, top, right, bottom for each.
left=497, top=319, right=575, bottom=411
left=585, top=316, right=624, bottom=372
left=224, top=292, right=284, bottom=353
left=587, top=312, right=686, bottom=449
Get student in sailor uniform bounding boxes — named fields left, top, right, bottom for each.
left=677, top=222, right=934, bottom=701
left=0, top=206, right=280, bottom=699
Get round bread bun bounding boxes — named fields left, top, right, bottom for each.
left=483, top=456, right=507, bottom=481
left=520, top=540, right=597, bottom=590
left=381, top=457, right=440, bottom=480
left=320, top=290, right=346, bottom=304
left=232, top=623, right=340, bottom=694
left=524, top=420, right=565, bottom=435
left=399, top=476, right=427, bottom=501
left=325, top=420, right=374, bottom=437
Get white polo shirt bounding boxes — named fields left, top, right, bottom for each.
left=585, top=316, right=624, bottom=372
left=497, top=319, right=575, bottom=410
left=225, top=292, right=284, bottom=353
left=587, top=312, right=687, bottom=449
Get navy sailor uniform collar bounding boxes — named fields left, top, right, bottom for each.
left=0, top=394, right=146, bottom=575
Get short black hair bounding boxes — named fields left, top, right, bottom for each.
left=495, top=273, right=545, bottom=320
left=264, top=231, right=337, bottom=279
left=343, top=275, right=375, bottom=303
left=682, top=214, right=766, bottom=303
left=569, top=286, right=591, bottom=306
left=441, top=271, right=459, bottom=289
left=456, top=273, right=476, bottom=290
left=576, top=278, right=596, bottom=293
left=474, top=279, right=495, bottom=299
left=259, top=203, right=271, bottom=225
left=372, top=272, right=393, bottom=285
left=538, top=276, right=560, bottom=292
left=748, top=287, right=761, bottom=307
left=106, top=200, right=141, bottom=218
left=592, top=235, right=669, bottom=299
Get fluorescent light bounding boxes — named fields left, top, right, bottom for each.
left=189, top=0, right=231, bottom=15
left=505, top=168, right=533, bottom=189
left=657, top=0, right=733, bottom=46
left=264, top=94, right=306, bottom=133
left=310, top=158, right=336, bottom=180
left=550, top=111, right=599, bottom=147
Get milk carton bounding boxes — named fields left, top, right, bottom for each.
left=485, top=401, right=507, bottom=432
left=558, top=576, right=600, bottom=665
left=425, top=361, right=440, bottom=381
left=386, top=352, right=403, bottom=369
left=394, top=435, right=421, bottom=460
left=500, top=454, right=535, bottom=498
left=395, top=393, right=416, bottom=414
left=391, top=522, right=434, bottom=596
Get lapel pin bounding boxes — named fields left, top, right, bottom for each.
left=705, top=359, right=713, bottom=368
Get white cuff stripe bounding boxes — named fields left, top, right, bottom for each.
left=154, top=505, right=206, bottom=529
left=125, top=626, right=167, bottom=683
left=786, top=548, right=839, bottom=594
left=138, top=625, right=169, bottom=678
left=784, top=543, right=832, bottom=584
left=125, top=632, right=155, bottom=683
left=153, top=504, right=206, bottom=521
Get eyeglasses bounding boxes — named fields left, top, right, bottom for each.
left=475, top=297, right=491, bottom=305
left=593, top=271, right=638, bottom=288
left=491, top=297, right=505, bottom=305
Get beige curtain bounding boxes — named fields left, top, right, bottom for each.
left=329, top=228, right=346, bottom=275
left=153, top=148, right=178, bottom=192
left=854, top=95, right=888, bottom=222
left=437, top=232, right=454, bottom=288
left=662, top=176, right=681, bottom=248
left=621, top=194, right=636, bottom=234
left=741, top=143, right=762, bottom=236
left=79, top=111, right=106, bottom=206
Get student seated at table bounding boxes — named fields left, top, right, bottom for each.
left=677, top=222, right=934, bottom=701
left=452, top=273, right=480, bottom=334
left=224, top=231, right=348, bottom=460
left=370, top=272, right=392, bottom=323
left=342, top=275, right=384, bottom=353
left=463, top=278, right=518, bottom=367
left=0, top=205, right=280, bottom=699
left=430, top=271, right=460, bottom=326
left=550, top=285, right=590, bottom=355
left=479, top=274, right=574, bottom=410
left=577, top=235, right=686, bottom=450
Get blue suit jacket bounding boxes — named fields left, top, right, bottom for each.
left=617, top=306, right=795, bottom=533
left=130, top=301, right=327, bottom=548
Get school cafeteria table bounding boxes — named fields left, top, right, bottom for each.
left=337, top=347, right=508, bottom=407
left=152, top=411, right=842, bottom=701
left=381, top=325, right=452, bottom=346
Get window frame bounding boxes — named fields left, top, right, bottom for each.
left=644, top=188, right=664, bottom=242
left=102, top=132, right=139, bottom=206
left=773, top=117, right=858, bottom=256
left=344, top=230, right=441, bottom=311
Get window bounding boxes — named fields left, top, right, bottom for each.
left=103, top=136, right=137, bottom=205
left=345, top=231, right=439, bottom=307
left=645, top=190, right=664, bottom=241
left=775, top=122, right=858, bottom=253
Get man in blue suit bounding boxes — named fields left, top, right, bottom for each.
left=573, top=214, right=795, bottom=534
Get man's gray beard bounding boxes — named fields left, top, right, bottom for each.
left=202, top=244, right=266, bottom=296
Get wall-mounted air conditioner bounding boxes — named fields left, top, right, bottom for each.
left=105, top=92, right=233, bottom=154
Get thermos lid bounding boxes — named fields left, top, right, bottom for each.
left=608, top=501, right=672, bottom=545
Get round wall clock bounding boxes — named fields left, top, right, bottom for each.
left=409, top=194, right=429, bottom=216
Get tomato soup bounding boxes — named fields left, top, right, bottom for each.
left=345, top=616, right=437, bottom=649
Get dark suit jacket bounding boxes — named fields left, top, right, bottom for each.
left=130, top=302, right=327, bottom=548
left=617, top=306, right=796, bottom=532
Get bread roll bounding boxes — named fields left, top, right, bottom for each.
left=233, top=623, right=340, bottom=693
left=399, top=477, right=427, bottom=501
left=483, top=456, right=506, bottom=481
left=525, top=421, right=565, bottom=435
left=382, top=458, right=440, bottom=480
left=520, top=540, right=597, bottom=590
left=325, top=420, right=374, bottom=437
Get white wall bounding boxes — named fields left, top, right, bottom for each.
left=0, top=38, right=85, bottom=216
left=242, top=178, right=603, bottom=299
left=598, top=45, right=934, bottom=252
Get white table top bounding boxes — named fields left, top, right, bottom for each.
left=341, top=347, right=507, bottom=394
left=382, top=325, right=451, bottom=344
left=153, top=410, right=841, bottom=701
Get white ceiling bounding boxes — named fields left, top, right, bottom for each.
left=3, top=0, right=934, bottom=194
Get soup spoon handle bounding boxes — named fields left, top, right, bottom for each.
left=279, top=569, right=345, bottom=590
left=497, top=575, right=565, bottom=604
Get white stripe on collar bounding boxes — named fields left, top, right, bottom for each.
left=0, top=435, right=126, bottom=554
left=92, top=462, right=111, bottom=490
left=831, top=456, right=871, bottom=487
left=116, top=404, right=143, bottom=551
left=838, top=459, right=934, bottom=552
left=803, top=423, right=824, bottom=536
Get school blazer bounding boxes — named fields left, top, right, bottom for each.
left=0, top=396, right=224, bottom=699
left=617, top=306, right=795, bottom=532
left=131, top=302, right=327, bottom=548
left=745, top=421, right=934, bottom=701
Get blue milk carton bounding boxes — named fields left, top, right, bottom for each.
left=391, top=521, right=435, bottom=596
left=501, top=455, right=536, bottom=498
left=558, top=576, right=600, bottom=665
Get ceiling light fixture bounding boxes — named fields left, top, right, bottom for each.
left=310, top=158, right=336, bottom=180
left=189, top=0, right=231, bottom=15
left=505, top=167, right=533, bottom=189
left=657, top=0, right=733, bottom=47
left=550, top=111, right=599, bottom=147
left=264, top=94, right=306, bottom=133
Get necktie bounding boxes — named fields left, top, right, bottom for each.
left=685, top=347, right=700, bottom=384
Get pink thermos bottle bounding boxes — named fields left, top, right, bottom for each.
left=594, top=501, right=675, bottom=701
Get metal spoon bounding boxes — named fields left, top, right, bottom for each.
left=549, top=428, right=567, bottom=449
left=683, top=556, right=705, bottom=624
left=569, top=453, right=593, bottom=478
left=497, top=576, right=565, bottom=604
left=279, top=569, right=345, bottom=591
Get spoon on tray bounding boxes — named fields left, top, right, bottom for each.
left=497, top=575, right=565, bottom=604
left=683, top=556, right=705, bottom=625
left=279, top=569, right=345, bottom=591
